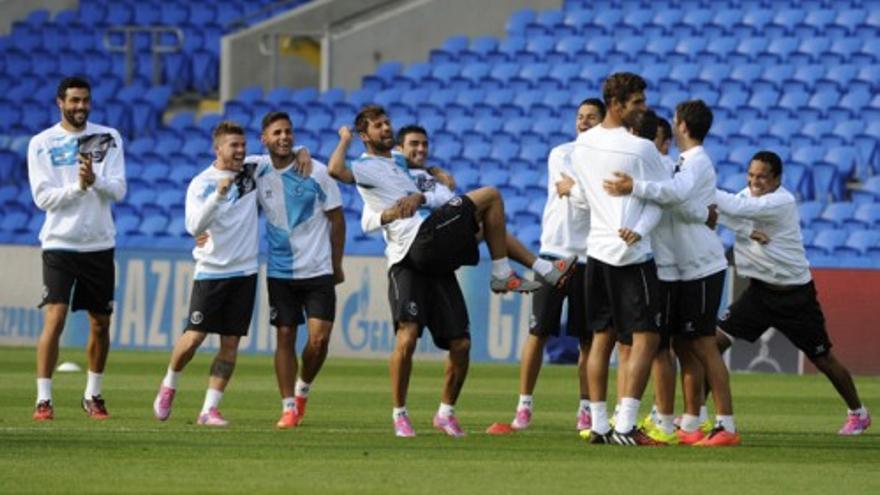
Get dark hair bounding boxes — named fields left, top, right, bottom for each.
left=261, top=111, right=291, bottom=132
left=354, top=105, right=387, bottom=134
left=212, top=120, right=245, bottom=142
left=579, top=98, right=606, bottom=119
left=675, top=99, right=713, bottom=143
left=602, top=72, right=646, bottom=108
left=656, top=116, right=672, bottom=142
left=751, top=150, right=783, bottom=177
left=56, top=76, right=91, bottom=100
left=631, top=109, right=659, bottom=141
left=396, top=125, right=428, bottom=145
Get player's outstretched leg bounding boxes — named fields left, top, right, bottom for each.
left=811, top=352, right=871, bottom=435
left=390, top=323, right=418, bottom=437
left=196, top=335, right=240, bottom=427
left=510, top=335, right=548, bottom=430
left=34, top=303, right=67, bottom=421
left=465, top=187, right=540, bottom=294
left=275, top=325, right=299, bottom=428
left=154, top=330, right=208, bottom=421
left=292, top=318, right=333, bottom=427
left=433, top=338, right=470, bottom=437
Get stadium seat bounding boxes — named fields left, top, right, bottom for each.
left=852, top=177, right=880, bottom=204
left=809, top=228, right=848, bottom=255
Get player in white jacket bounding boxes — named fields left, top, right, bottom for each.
left=152, top=121, right=260, bottom=427
left=28, top=77, right=126, bottom=421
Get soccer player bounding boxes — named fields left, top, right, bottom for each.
left=506, top=98, right=606, bottom=433
left=28, top=76, right=126, bottom=421
left=327, top=106, right=569, bottom=437
left=152, top=121, right=259, bottom=426
left=362, top=124, right=576, bottom=287
left=604, top=100, right=740, bottom=446
left=569, top=73, right=667, bottom=446
left=713, top=150, right=871, bottom=436
left=252, top=111, right=345, bottom=428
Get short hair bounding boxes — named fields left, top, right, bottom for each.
left=602, top=72, right=646, bottom=107
left=675, top=99, right=713, bottom=143
left=579, top=98, right=606, bottom=119
left=751, top=150, right=783, bottom=178
left=212, top=120, right=245, bottom=143
left=261, top=111, right=291, bottom=132
left=656, top=116, right=672, bottom=142
left=57, top=76, right=91, bottom=100
left=354, top=105, right=387, bottom=134
left=396, top=125, right=428, bottom=145
left=631, top=109, right=659, bottom=141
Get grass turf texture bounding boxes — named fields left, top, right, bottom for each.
left=1, top=346, right=878, bottom=494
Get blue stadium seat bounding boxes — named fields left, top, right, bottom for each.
left=459, top=36, right=498, bottom=64
left=429, top=35, right=469, bottom=64
left=852, top=177, right=880, bottom=204
left=505, top=9, right=535, bottom=36
left=838, top=230, right=880, bottom=256
left=801, top=9, right=836, bottom=36
left=848, top=203, right=880, bottom=230
left=771, top=8, right=807, bottom=35
left=799, top=201, right=825, bottom=227
left=809, top=228, right=848, bottom=255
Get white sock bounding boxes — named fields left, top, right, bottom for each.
left=392, top=406, right=408, bottom=419
left=681, top=413, right=701, bottom=432
left=162, top=368, right=180, bottom=389
left=699, top=405, right=708, bottom=423
left=849, top=406, right=868, bottom=419
left=37, top=378, right=52, bottom=403
left=295, top=378, right=311, bottom=398
left=590, top=401, right=610, bottom=434
left=518, top=394, right=533, bottom=410
left=658, top=414, right=675, bottom=435
left=649, top=404, right=659, bottom=423
left=579, top=399, right=590, bottom=413
left=491, top=257, right=514, bottom=278
left=531, top=258, right=553, bottom=277
left=282, top=397, right=296, bottom=412
left=716, top=414, right=736, bottom=433
left=201, top=388, right=223, bottom=414
left=438, top=402, right=455, bottom=418
left=84, top=370, right=103, bottom=399
left=614, top=397, right=640, bottom=434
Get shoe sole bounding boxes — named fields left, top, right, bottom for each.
left=552, top=260, right=579, bottom=289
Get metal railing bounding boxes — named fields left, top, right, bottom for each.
left=103, top=26, right=185, bottom=86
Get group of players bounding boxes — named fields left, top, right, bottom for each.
left=27, top=73, right=871, bottom=444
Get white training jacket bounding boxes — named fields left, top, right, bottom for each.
left=715, top=186, right=812, bottom=286
left=540, top=141, right=590, bottom=262
left=629, top=145, right=728, bottom=281
left=28, top=122, right=126, bottom=251
left=570, top=125, right=666, bottom=267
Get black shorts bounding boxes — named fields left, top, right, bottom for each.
left=660, top=270, right=726, bottom=340
left=585, top=256, right=660, bottom=346
left=718, top=279, right=832, bottom=359
left=185, top=274, right=258, bottom=336
left=530, top=258, right=589, bottom=340
left=40, top=249, right=115, bottom=315
left=402, top=195, right=479, bottom=275
left=267, top=275, right=336, bottom=327
left=388, top=263, right=469, bottom=350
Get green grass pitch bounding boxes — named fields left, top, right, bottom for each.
left=1, top=346, right=878, bottom=494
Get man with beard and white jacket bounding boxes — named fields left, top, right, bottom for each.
left=28, top=76, right=126, bottom=421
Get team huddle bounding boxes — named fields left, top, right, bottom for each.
left=27, top=74, right=871, bottom=444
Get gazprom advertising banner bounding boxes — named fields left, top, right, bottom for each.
left=0, top=246, right=535, bottom=363
left=3, top=245, right=877, bottom=374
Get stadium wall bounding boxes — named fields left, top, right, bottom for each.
left=221, top=0, right=562, bottom=100
left=2, top=246, right=877, bottom=375
left=0, top=0, right=77, bottom=35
